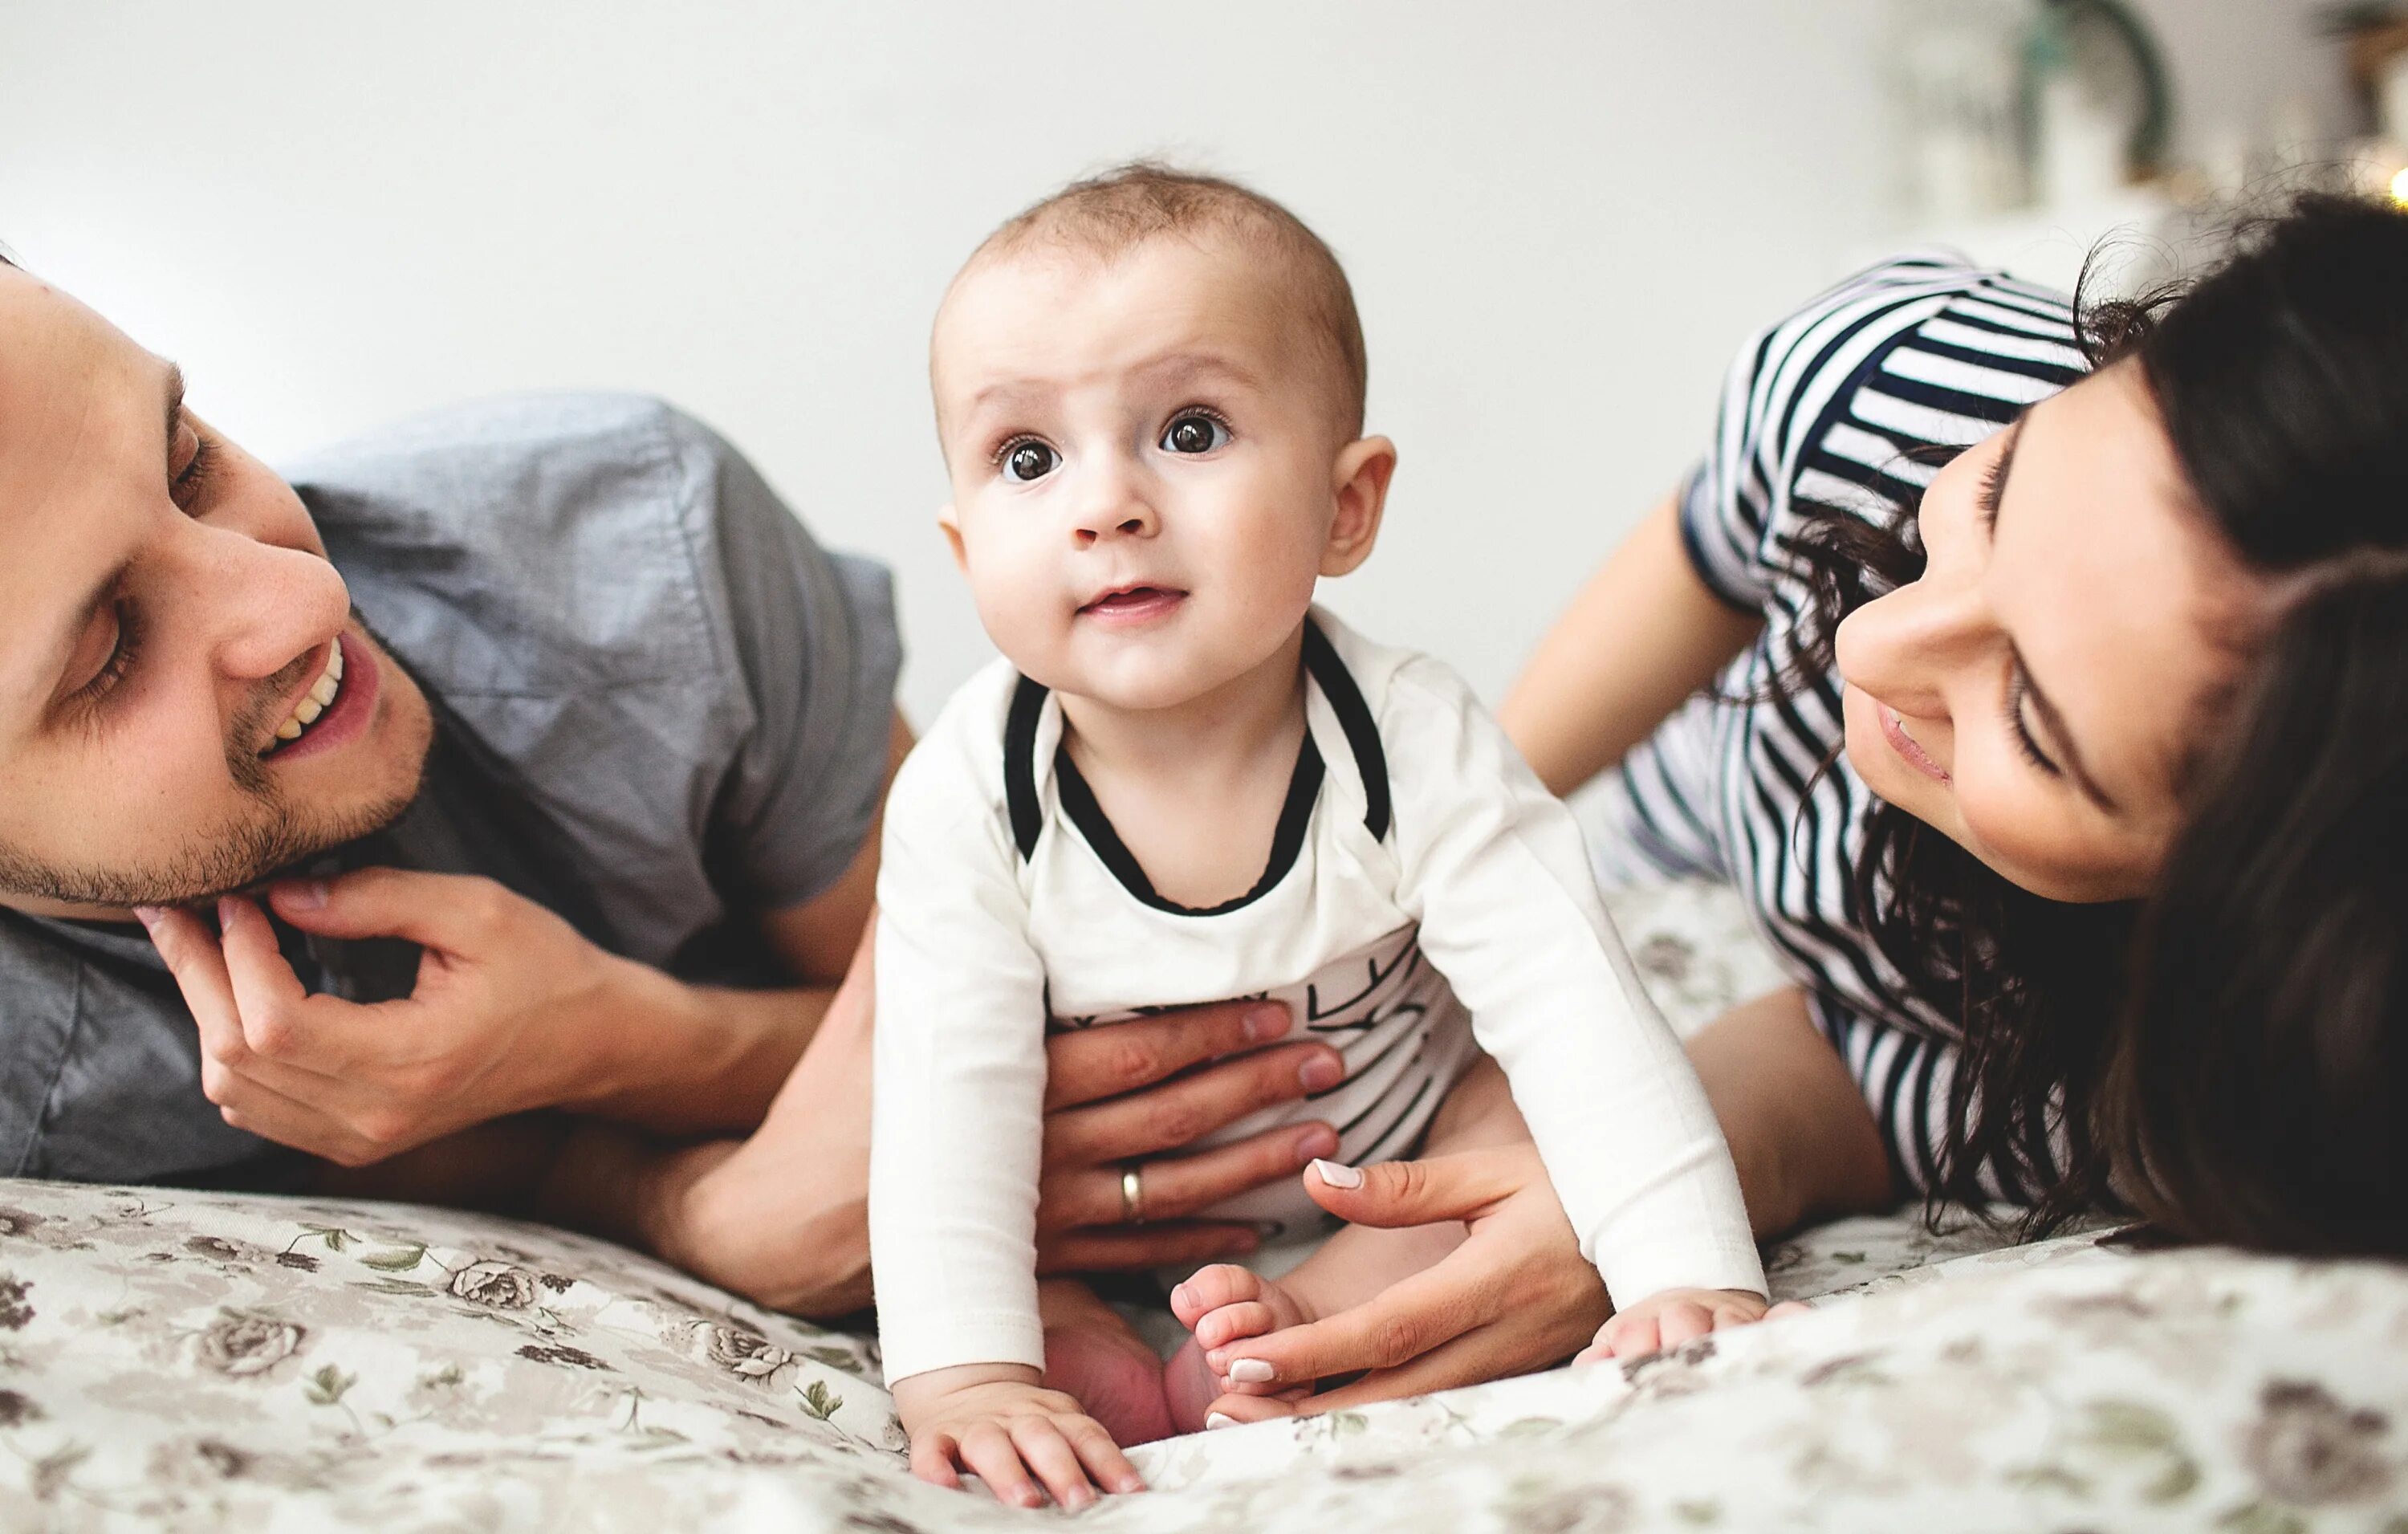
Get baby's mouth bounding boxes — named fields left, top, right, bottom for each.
left=1078, top=585, right=1187, bottom=618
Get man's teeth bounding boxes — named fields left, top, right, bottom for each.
left=272, top=644, right=345, bottom=745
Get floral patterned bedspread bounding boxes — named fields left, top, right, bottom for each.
left=0, top=883, right=2397, bottom=1532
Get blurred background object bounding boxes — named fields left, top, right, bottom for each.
left=0, top=2, right=2361, bottom=717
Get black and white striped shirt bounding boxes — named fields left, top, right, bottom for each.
left=1585, top=255, right=2090, bottom=1198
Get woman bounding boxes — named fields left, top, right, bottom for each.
left=1193, top=193, right=2408, bottom=1418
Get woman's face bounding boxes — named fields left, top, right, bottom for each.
left=1834, top=361, right=2265, bottom=904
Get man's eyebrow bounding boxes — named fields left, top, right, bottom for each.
left=2013, top=645, right=2119, bottom=814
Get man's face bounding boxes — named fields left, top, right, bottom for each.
left=0, top=266, right=431, bottom=913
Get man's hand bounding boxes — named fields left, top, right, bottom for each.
left=137, top=870, right=647, bottom=1166
left=1036, top=1001, right=1345, bottom=1274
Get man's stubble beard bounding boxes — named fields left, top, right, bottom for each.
left=0, top=635, right=432, bottom=909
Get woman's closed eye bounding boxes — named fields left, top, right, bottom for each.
left=2003, top=665, right=2061, bottom=777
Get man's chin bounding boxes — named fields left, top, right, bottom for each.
left=0, top=786, right=421, bottom=915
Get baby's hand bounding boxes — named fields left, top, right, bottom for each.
left=893, top=1365, right=1144, bottom=1508
left=1575, top=1287, right=1768, bottom=1365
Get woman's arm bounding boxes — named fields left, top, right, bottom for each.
left=1495, top=494, right=1763, bottom=799
left=1190, top=986, right=1893, bottom=1418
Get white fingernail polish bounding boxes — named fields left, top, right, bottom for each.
left=1310, top=1158, right=1364, bottom=1190
left=1228, top=1359, right=1275, bottom=1383
left=1204, top=1412, right=1238, bottom=1430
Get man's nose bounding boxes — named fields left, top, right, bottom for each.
left=1071, top=461, right=1159, bottom=547
left=168, top=519, right=354, bottom=682
left=1833, top=568, right=1991, bottom=718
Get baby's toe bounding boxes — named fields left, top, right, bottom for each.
left=1195, top=1300, right=1278, bottom=1352
left=1171, top=1264, right=1262, bottom=1328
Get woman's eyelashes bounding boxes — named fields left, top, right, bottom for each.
left=2002, top=668, right=2060, bottom=776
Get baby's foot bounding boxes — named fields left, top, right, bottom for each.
left=1165, top=1263, right=1316, bottom=1430
left=1038, top=1282, right=1176, bottom=1447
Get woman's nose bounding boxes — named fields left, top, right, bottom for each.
left=168, top=519, right=354, bottom=682
left=1833, top=568, right=1991, bottom=718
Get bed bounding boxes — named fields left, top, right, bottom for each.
left=0, top=883, right=2398, bottom=1532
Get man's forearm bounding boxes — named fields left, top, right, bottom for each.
left=563, top=958, right=832, bottom=1135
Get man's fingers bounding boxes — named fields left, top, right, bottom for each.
left=1037, top=1222, right=1262, bottom=1276
left=1040, top=1124, right=1336, bottom=1230
left=206, top=1073, right=384, bottom=1166
left=1300, top=1146, right=1525, bottom=1230
left=215, top=897, right=352, bottom=1066
left=1042, top=999, right=1294, bottom=1111
left=266, top=866, right=505, bottom=953
left=135, top=906, right=241, bottom=1037
left=1043, top=1043, right=1339, bottom=1169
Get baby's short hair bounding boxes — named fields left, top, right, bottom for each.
left=974, top=161, right=1369, bottom=437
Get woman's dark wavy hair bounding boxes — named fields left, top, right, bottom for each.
left=1780, top=194, right=2408, bottom=1247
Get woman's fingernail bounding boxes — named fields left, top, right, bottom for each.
left=1299, top=1053, right=1344, bottom=1091
left=1244, top=1004, right=1289, bottom=1043
left=1227, top=1359, right=1275, bottom=1384
left=1311, top=1158, right=1365, bottom=1190
left=1204, top=1412, right=1239, bottom=1430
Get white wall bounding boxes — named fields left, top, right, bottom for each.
left=0, top=1, right=2346, bottom=719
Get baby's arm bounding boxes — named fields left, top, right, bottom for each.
left=1384, top=658, right=1767, bottom=1312
left=870, top=710, right=1133, bottom=1499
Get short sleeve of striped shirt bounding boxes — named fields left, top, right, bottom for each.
left=1674, top=254, right=2087, bottom=615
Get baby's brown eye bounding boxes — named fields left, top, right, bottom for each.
left=1003, top=441, right=1058, bottom=482
left=1161, top=415, right=1226, bottom=455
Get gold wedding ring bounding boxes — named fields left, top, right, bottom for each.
left=1120, top=1163, right=1146, bottom=1224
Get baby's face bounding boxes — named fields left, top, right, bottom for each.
left=932, top=238, right=1375, bottom=712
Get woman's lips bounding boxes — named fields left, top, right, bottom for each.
left=1881, top=704, right=1951, bottom=784
left=1077, top=586, right=1187, bottom=626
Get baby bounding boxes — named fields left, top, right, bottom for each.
left=869, top=164, right=1767, bottom=1508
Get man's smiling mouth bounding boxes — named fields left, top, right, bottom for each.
left=259, top=641, right=345, bottom=758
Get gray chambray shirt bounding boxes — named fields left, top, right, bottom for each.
left=0, top=394, right=901, bottom=1187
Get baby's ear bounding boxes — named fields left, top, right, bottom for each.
left=1321, top=437, right=1397, bottom=578
left=937, top=505, right=969, bottom=573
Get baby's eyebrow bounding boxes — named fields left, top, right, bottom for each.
left=1133, top=351, right=1264, bottom=393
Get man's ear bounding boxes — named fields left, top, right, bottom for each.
left=1320, top=436, right=1397, bottom=578
left=937, top=505, right=968, bottom=574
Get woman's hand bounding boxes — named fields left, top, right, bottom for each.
left=1198, top=1142, right=1612, bottom=1420
left=1036, top=1003, right=1346, bottom=1274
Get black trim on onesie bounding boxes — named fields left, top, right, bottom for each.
left=1001, top=616, right=1396, bottom=913
left=1300, top=620, right=1389, bottom=840
left=1056, top=734, right=1324, bottom=916
left=1005, top=674, right=1047, bottom=858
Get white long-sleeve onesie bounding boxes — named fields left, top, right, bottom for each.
left=868, top=612, right=1763, bottom=1385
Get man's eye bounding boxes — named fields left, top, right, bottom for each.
left=1001, top=441, right=1059, bottom=483
left=1161, top=414, right=1228, bottom=455
left=171, top=427, right=216, bottom=512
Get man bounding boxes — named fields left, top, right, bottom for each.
left=0, top=252, right=1352, bottom=1315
